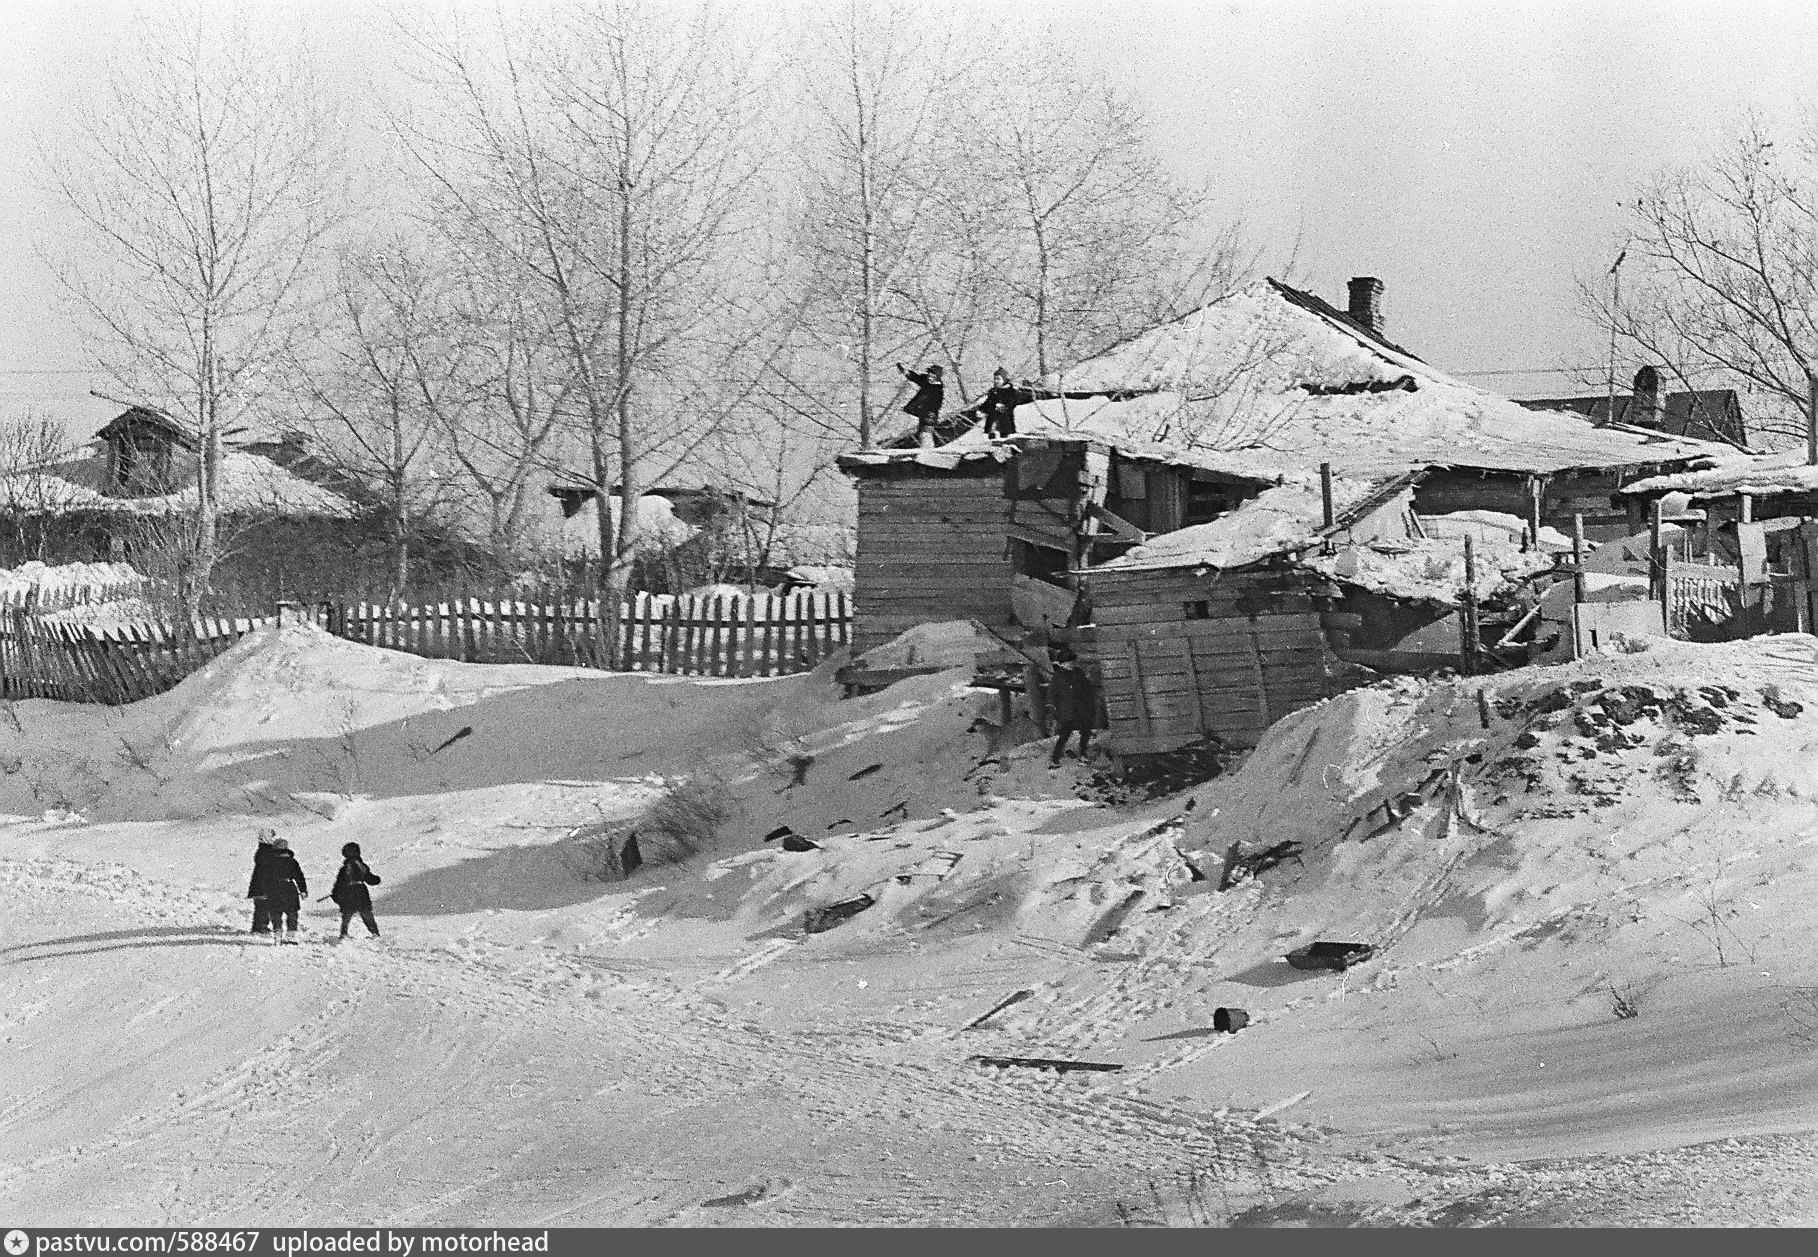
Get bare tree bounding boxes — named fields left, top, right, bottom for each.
left=795, top=0, right=977, bottom=447
left=1581, top=113, right=1818, bottom=447
left=399, top=0, right=770, bottom=658
left=292, top=240, right=467, bottom=598
left=966, top=61, right=1247, bottom=378
left=0, top=412, right=82, bottom=564
left=40, top=6, right=346, bottom=616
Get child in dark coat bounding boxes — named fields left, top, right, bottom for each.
left=896, top=362, right=945, bottom=447
left=331, top=841, right=383, bottom=939
left=246, top=830, right=278, bottom=933
left=1048, top=648, right=1100, bottom=766
left=255, top=838, right=309, bottom=943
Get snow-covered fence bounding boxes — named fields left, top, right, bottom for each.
left=323, top=589, right=851, bottom=677
left=0, top=605, right=272, bottom=703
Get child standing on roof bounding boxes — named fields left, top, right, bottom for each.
left=896, top=362, right=945, bottom=448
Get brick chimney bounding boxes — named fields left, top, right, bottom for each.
left=1630, top=365, right=1663, bottom=429
left=1347, top=276, right=1385, bottom=336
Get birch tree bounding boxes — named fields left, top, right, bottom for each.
left=400, top=0, right=766, bottom=657
left=294, top=242, right=468, bottom=598
left=41, top=6, right=345, bottom=614
left=796, top=0, right=976, bottom=446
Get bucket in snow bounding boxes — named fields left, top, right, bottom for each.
left=1213, top=1007, right=1249, bottom=1033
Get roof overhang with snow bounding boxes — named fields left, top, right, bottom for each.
left=841, top=278, right=1742, bottom=483
left=1620, top=448, right=1818, bottom=500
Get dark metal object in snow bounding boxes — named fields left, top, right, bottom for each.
left=764, top=825, right=795, bottom=842
left=432, top=726, right=473, bottom=754
left=1285, top=941, right=1373, bottom=971
left=970, top=1055, right=1123, bottom=1074
left=1213, top=1006, right=1249, bottom=1033
left=781, top=834, right=820, bottom=852
left=962, top=988, right=1033, bottom=1030
left=803, top=892, right=874, bottom=934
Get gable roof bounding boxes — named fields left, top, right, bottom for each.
left=0, top=449, right=358, bottom=519
left=842, top=278, right=1742, bottom=481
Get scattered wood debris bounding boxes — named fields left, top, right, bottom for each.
left=804, top=892, right=875, bottom=934
left=962, top=988, right=1033, bottom=1030
left=1285, top=941, right=1374, bottom=971
left=970, top=1055, right=1123, bottom=1074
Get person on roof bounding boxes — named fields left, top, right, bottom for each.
left=982, top=367, right=1021, bottom=439
left=896, top=362, right=945, bottom=448
left=253, top=837, right=308, bottom=944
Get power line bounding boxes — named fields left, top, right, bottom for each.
left=0, top=367, right=101, bottom=375
left=1452, top=365, right=1604, bottom=378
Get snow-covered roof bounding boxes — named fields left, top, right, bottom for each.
left=842, top=279, right=1740, bottom=480
left=1095, top=474, right=1388, bottom=572
left=1621, top=446, right=1818, bottom=499
left=1303, top=536, right=1557, bottom=606
left=0, top=450, right=357, bottom=519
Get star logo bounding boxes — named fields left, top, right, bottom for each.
left=4, top=1230, right=29, bottom=1257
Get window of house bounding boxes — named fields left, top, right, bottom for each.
left=1011, top=538, right=1071, bottom=588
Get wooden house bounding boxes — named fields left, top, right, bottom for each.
left=1077, top=474, right=1560, bottom=754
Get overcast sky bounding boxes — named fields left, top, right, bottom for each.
left=4, top=0, right=1815, bottom=440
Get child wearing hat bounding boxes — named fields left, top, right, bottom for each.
left=330, top=842, right=383, bottom=939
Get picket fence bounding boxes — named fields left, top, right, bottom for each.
left=0, top=589, right=854, bottom=705
left=324, top=589, right=852, bottom=676
left=0, top=609, right=272, bottom=704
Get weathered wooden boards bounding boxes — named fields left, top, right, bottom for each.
left=1080, top=567, right=1334, bottom=754
left=854, top=472, right=1015, bottom=653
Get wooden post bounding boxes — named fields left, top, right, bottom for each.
left=1649, top=497, right=1665, bottom=601
left=1527, top=476, right=1543, bottom=553
left=1461, top=533, right=1480, bottom=676
left=1572, top=513, right=1586, bottom=605
left=1319, top=462, right=1335, bottom=554
left=1740, top=493, right=1753, bottom=524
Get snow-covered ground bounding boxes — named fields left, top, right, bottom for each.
left=2, top=624, right=1815, bottom=1226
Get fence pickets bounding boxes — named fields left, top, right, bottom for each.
left=0, top=588, right=852, bottom=707
left=323, top=589, right=851, bottom=677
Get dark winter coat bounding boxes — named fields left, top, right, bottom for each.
left=1049, top=662, right=1097, bottom=728
left=331, top=859, right=381, bottom=913
left=981, top=385, right=1021, bottom=437
left=253, top=851, right=308, bottom=914
left=901, top=369, right=944, bottom=421
left=247, top=845, right=277, bottom=900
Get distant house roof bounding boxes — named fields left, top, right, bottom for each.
left=0, top=449, right=358, bottom=519
left=1514, top=389, right=1747, bottom=447
left=841, top=278, right=1741, bottom=481
left=96, top=405, right=199, bottom=448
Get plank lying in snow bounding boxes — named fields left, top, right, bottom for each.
left=970, top=1055, right=1124, bottom=1073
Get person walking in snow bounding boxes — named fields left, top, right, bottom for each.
left=331, top=842, right=383, bottom=940
left=896, top=362, right=945, bottom=448
left=1047, top=647, right=1099, bottom=766
left=246, top=829, right=279, bottom=934
left=255, top=838, right=309, bottom=944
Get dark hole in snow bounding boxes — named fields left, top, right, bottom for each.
left=1213, top=1006, right=1249, bottom=1033
left=764, top=825, right=794, bottom=843
left=1285, top=941, right=1374, bottom=971
left=781, top=834, right=820, bottom=852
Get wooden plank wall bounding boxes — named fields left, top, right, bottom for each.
left=1414, top=468, right=1635, bottom=543
left=854, top=471, right=1014, bottom=653
left=1077, top=566, right=1331, bottom=754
